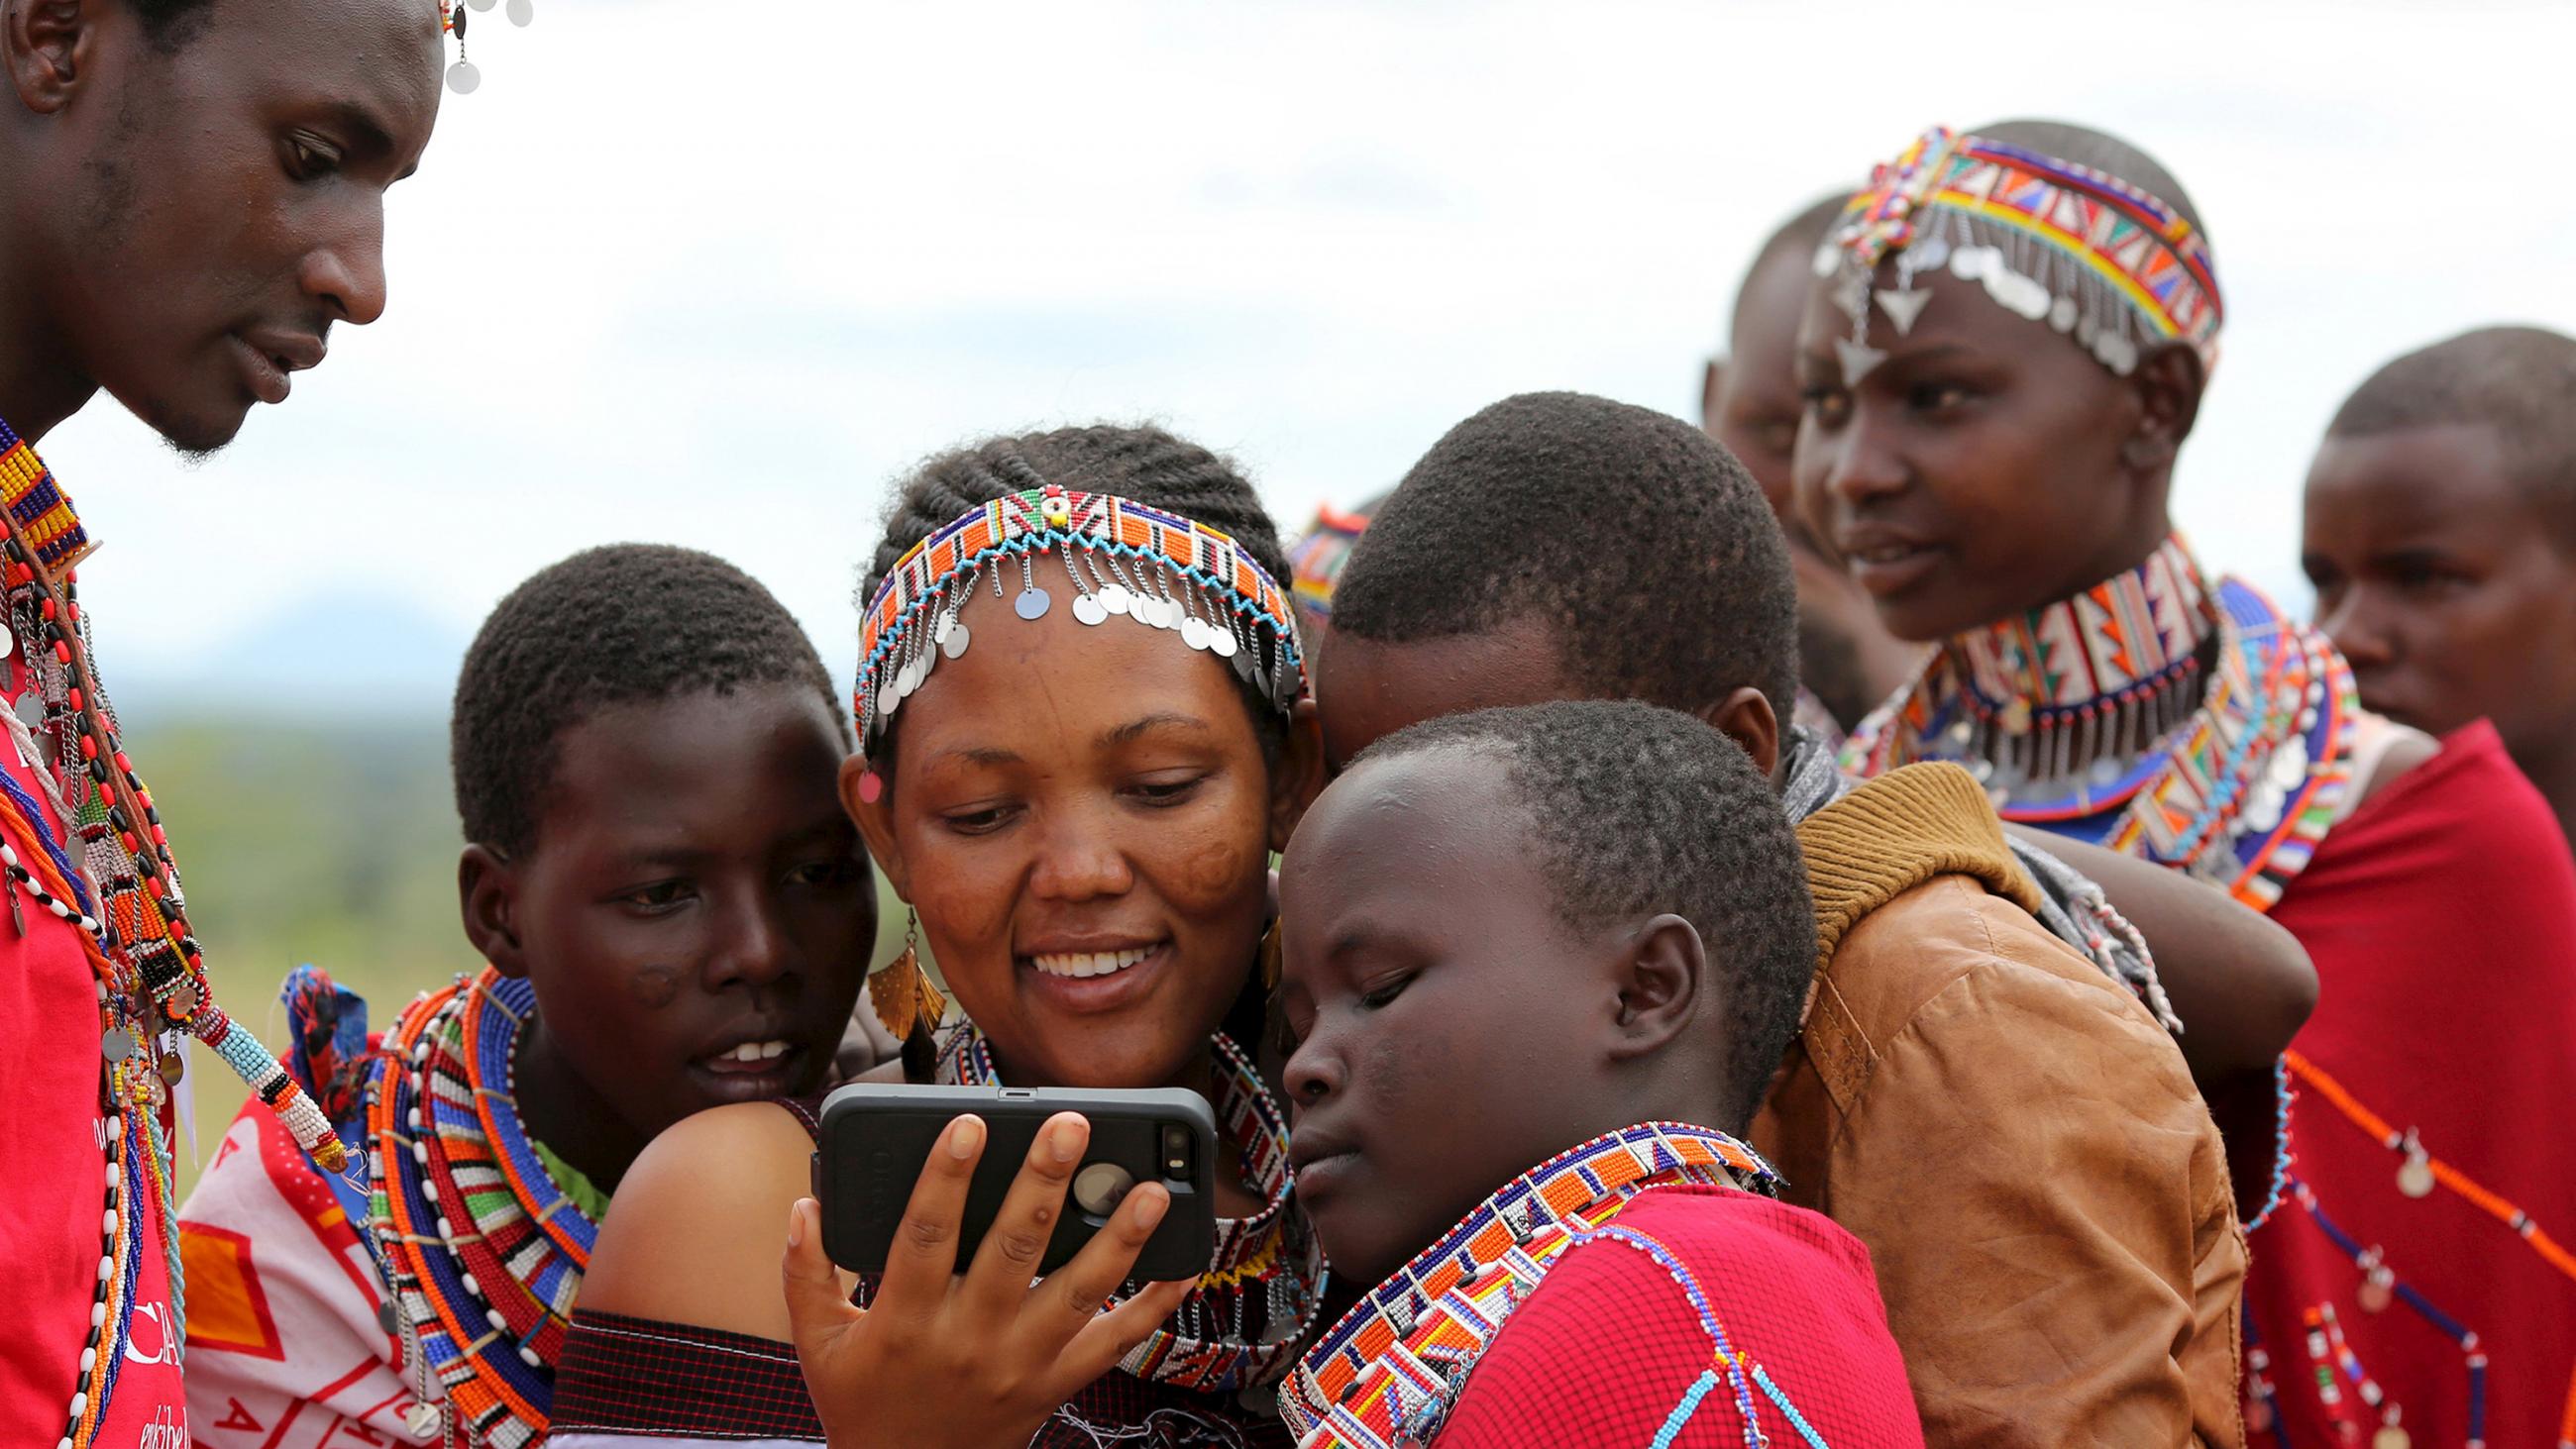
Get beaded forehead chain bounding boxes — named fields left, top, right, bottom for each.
left=853, top=483, right=1306, bottom=781
left=1818, top=125, right=2224, bottom=388
left=436, top=0, right=534, bottom=95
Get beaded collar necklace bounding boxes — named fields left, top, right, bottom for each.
left=1846, top=534, right=2357, bottom=913
left=0, top=415, right=353, bottom=1448
left=932, top=1024, right=1327, bottom=1394
left=366, top=969, right=599, bottom=1446
left=1281, top=1122, right=1780, bottom=1449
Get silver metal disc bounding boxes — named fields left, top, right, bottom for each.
left=101, top=1028, right=134, bottom=1063
left=1072, top=594, right=1109, bottom=626
left=1210, top=627, right=1238, bottom=659
left=1098, top=584, right=1131, bottom=616
left=1180, top=618, right=1212, bottom=651
left=941, top=621, right=972, bottom=660
left=1014, top=587, right=1052, bottom=621
left=13, top=693, right=40, bottom=726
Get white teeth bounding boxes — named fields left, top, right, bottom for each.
left=1030, top=947, right=1155, bottom=980
left=720, top=1040, right=791, bottom=1064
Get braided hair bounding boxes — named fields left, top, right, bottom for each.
left=864, top=424, right=1296, bottom=1078
left=863, top=423, right=1297, bottom=766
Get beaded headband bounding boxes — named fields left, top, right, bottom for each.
left=1818, top=125, right=2223, bottom=387
left=853, top=484, right=1306, bottom=769
left=437, top=0, right=533, bottom=95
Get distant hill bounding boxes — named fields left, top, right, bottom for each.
left=113, top=588, right=467, bottom=721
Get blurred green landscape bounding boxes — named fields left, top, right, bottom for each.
left=141, top=712, right=911, bottom=1199
left=137, top=714, right=466, bottom=1198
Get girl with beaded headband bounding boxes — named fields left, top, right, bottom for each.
left=556, top=425, right=1331, bottom=1449
left=1800, top=119, right=2576, bottom=1449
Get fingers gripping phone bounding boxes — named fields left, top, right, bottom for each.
left=812, top=1084, right=1221, bottom=1283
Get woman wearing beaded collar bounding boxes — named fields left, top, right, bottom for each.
left=554, top=426, right=1329, bottom=1449
left=1798, top=120, right=2576, bottom=1449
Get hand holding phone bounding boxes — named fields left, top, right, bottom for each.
left=782, top=1112, right=1196, bottom=1449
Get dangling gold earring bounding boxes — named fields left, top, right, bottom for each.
left=869, top=909, right=947, bottom=1041
left=1259, top=919, right=1284, bottom=992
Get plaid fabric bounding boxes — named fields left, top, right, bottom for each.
left=1433, top=1188, right=1923, bottom=1447
left=552, top=1310, right=814, bottom=1440
left=550, top=1310, right=1290, bottom=1447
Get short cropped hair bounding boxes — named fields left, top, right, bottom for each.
left=2327, top=326, right=2576, bottom=551
left=452, top=544, right=838, bottom=855
left=126, top=0, right=217, bottom=53
left=1332, top=391, right=1799, bottom=715
left=1353, top=699, right=1814, bottom=1132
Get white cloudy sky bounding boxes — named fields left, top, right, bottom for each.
left=45, top=0, right=2576, bottom=700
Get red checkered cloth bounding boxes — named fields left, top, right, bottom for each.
left=550, top=1308, right=1289, bottom=1447
left=1434, top=1188, right=1924, bottom=1447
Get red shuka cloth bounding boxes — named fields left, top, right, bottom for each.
left=2254, top=721, right=2576, bottom=1449
left=1436, top=1187, right=1925, bottom=1448
left=0, top=681, right=187, bottom=1447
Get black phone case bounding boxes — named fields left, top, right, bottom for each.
left=812, top=1083, right=1220, bottom=1283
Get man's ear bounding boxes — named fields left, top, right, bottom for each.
left=840, top=754, right=911, bottom=902
left=2122, top=342, right=2205, bottom=475
left=1700, top=357, right=1728, bottom=436
left=1608, top=913, right=1705, bottom=1060
left=459, top=844, right=529, bottom=980
left=1267, top=698, right=1328, bottom=853
left=7, top=0, right=100, bottom=117
left=1700, top=686, right=1780, bottom=780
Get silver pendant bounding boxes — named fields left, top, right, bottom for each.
left=940, top=621, right=971, bottom=660
left=1098, top=583, right=1131, bottom=617
left=1180, top=618, right=1212, bottom=652
left=101, top=1028, right=134, bottom=1063
left=2397, top=1157, right=2435, bottom=1198
left=1210, top=627, right=1238, bottom=660
left=13, top=693, right=41, bottom=726
left=403, top=1400, right=445, bottom=1436
left=1835, top=337, right=1887, bottom=388
left=1874, top=286, right=1932, bottom=335
left=1072, top=593, right=1109, bottom=626
left=1014, top=587, right=1052, bottom=621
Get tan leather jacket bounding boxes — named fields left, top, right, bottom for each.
left=1754, top=764, right=2246, bottom=1449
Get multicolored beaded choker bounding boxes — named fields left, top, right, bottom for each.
left=930, top=1024, right=1327, bottom=1394
left=366, top=969, right=599, bottom=1448
left=1282, top=1122, right=1781, bottom=1449
left=0, top=414, right=348, bottom=1447
left=1845, top=534, right=2357, bottom=914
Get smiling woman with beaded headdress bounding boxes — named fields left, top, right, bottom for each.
left=551, top=425, right=1330, bottom=1449
left=1799, top=119, right=2576, bottom=1449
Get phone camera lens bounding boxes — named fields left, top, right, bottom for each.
left=1073, top=1162, right=1135, bottom=1216
left=1162, top=1124, right=1194, bottom=1179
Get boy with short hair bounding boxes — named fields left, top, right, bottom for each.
left=2304, top=324, right=2576, bottom=846
left=1275, top=699, right=1922, bottom=1447
left=179, top=545, right=879, bottom=1449
left=1321, top=391, right=2269, bottom=1445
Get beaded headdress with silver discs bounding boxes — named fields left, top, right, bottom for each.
left=1817, top=125, right=2224, bottom=388
left=437, top=0, right=534, bottom=95
left=853, top=483, right=1307, bottom=767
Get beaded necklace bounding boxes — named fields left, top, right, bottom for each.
left=2249, top=1050, right=2576, bottom=1447
left=1281, top=1122, right=1785, bottom=1449
left=0, top=414, right=348, bottom=1448
left=1845, top=534, right=2358, bottom=915
left=365, top=969, right=599, bottom=1448
left=932, top=1024, right=1327, bottom=1394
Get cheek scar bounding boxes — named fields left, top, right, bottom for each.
left=627, top=965, right=683, bottom=1008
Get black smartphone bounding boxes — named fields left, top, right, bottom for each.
left=812, top=1083, right=1220, bottom=1283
